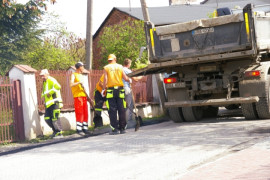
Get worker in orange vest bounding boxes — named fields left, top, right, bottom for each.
left=103, top=54, right=131, bottom=134
left=93, top=74, right=105, bottom=128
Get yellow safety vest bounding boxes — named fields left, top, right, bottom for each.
left=71, top=73, right=87, bottom=97
left=104, top=63, right=124, bottom=88
left=42, top=76, right=63, bottom=108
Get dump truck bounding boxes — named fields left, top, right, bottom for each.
left=129, top=3, right=270, bottom=122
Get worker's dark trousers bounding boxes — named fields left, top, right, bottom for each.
left=94, top=90, right=105, bottom=117
left=106, top=88, right=126, bottom=130
left=45, top=104, right=62, bottom=133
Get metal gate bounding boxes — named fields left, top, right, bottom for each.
left=0, top=77, right=24, bottom=143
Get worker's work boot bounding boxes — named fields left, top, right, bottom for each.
left=50, top=131, right=57, bottom=138
left=83, top=130, right=92, bottom=135
left=53, top=131, right=63, bottom=139
left=120, top=128, right=126, bottom=134
left=109, top=129, right=119, bottom=135
left=76, top=130, right=85, bottom=136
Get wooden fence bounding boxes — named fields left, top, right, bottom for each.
left=0, top=76, right=15, bottom=143
left=36, top=70, right=153, bottom=111
left=0, top=76, right=25, bottom=143
left=36, top=70, right=74, bottom=111
left=0, top=76, right=14, bottom=143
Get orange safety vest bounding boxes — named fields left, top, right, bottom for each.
left=104, top=63, right=124, bottom=88
left=96, top=74, right=104, bottom=93
left=71, top=72, right=87, bottom=97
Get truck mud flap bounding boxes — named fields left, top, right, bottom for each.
left=165, top=96, right=259, bottom=107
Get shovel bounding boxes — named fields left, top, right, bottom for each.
left=128, top=84, right=143, bottom=131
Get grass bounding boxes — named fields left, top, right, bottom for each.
left=0, top=110, right=15, bottom=145
left=26, top=125, right=110, bottom=144
left=0, top=142, right=16, bottom=146
left=27, top=130, right=78, bottom=144
left=0, top=125, right=15, bottom=144
left=0, top=111, right=13, bottom=127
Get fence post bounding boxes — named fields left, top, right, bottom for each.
left=8, top=65, right=41, bottom=140
left=13, top=80, right=25, bottom=141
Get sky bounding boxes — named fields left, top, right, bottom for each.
left=17, top=0, right=169, bottom=38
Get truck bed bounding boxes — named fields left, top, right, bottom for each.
left=128, top=4, right=270, bottom=77
left=149, top=4, right=270, bottom=63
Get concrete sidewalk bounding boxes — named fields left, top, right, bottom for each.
left=180, top=138, right=270, bottom=180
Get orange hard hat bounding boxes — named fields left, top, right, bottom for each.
left=108, top=54, right=116, bottom=60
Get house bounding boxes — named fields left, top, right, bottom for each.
left=92, top=0, right=268, bottom=69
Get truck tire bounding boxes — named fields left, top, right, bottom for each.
left=182, top=106, right=203, bottom=122
left=241, top=103, right=258, bottom=120
left=168, top=107, right=184, bottom=123
left=203, top=106, right=219, bottom=118
left=256, top=97, right=270, bottom=119
left=256, top=75, right=270, bottom=119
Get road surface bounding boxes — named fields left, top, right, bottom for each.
left=0, top=113, right=270, bottom=180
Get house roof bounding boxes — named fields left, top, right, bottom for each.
left=117, top=0, right=268, bottom=25
left=94, top=0, right=269, bottom=38
left=6, top=65, right=37, bottom=76
left=206, top=0, right=269, bottom=5
left=116, top=6, right=212, bottom=26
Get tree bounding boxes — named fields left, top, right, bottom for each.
left=0, top=0, right=55, bottom=74
left=0, top=0, right=86, bottom=74
left=24, top=12, right=86, bottom=70
left=24, top=31, right=86, bottom=70
left=98, top=18, right=148, bottom=69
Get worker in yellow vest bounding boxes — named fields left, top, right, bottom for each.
left=93, top=74, right=105, bottom=128
left=103, top=54, right=132, bottom=135
left=40, top=69, right=63, bottom=138
left=70, top=62, right=91, bottom=135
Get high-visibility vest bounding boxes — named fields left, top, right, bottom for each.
left=42, top=76, right=63, bottom=108
left=71, top=72, right=87, bottom=97
left=95, top=74, right=104, bottom=93
left=104, top=63, right=124, bottom=88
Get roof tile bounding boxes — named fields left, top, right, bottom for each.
left=14, top=65, right=37, bottom=73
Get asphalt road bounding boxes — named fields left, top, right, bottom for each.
left=1, top=110, right=270, bottom=180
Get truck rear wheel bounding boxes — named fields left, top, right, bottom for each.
left=253, top=75, right=270, bottom=119
left=182, top=106, right=203, bottom=122
left=256, top=97, right=270, bottom=119
left=241, top=103, right=258, bottom=120
left=168, top=107, right=184, bottom=123
left=256, top=75, right=270, bottom=119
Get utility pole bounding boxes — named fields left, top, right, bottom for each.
left=140, top=0, right=150, bottom=21
left=85, top=0, right=93, bottom=70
